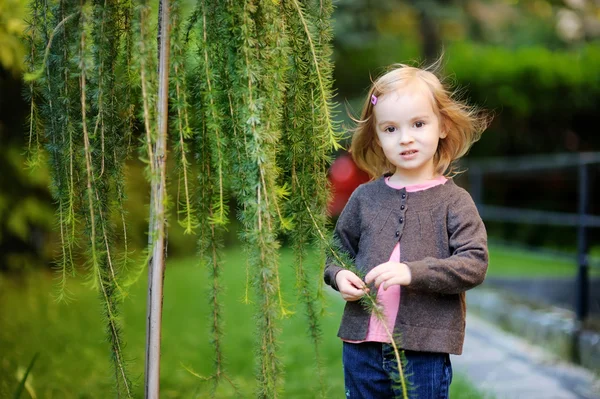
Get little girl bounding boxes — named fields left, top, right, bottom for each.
left=324, top=62, right=490, bottom=399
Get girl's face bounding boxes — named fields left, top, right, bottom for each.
left=373, top=84, right=446, bottom=184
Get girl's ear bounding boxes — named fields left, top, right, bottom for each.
left=374, top=133, right=381, bottom=147
left=371, top=126, right=382, bottom=147
left=439, top=117, right=449, bottom=139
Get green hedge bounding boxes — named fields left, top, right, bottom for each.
left=334, top=39, right=600, bottom=154
left=446, top=42, right=600, bottom=117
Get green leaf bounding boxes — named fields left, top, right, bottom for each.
left=13, top=352, right=39, bottom=399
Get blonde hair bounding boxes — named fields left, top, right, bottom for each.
left=349, top=59, right=491, bottom=179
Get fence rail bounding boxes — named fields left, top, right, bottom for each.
left=465, top=152, right=599, bottom=323
left=466, top=151, right=600, bottom=172
left=479, top=205, right=600, bottom=229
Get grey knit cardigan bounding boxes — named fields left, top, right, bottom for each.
left=324, top=175, right=488, bottom=355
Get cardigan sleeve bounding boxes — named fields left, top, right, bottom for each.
left=405, top=189, right=488, bottom=295
left=323, top=187, right=362, bottom=291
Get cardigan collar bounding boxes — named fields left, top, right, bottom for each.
left=371, top=174, right=457, bottom=211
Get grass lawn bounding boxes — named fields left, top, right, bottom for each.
left=0, top=246, right=493, bottom=398
left=488, top=243, right=600, bottom=278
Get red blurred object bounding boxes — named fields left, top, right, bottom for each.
left=328, top=153, right=370, bottom=216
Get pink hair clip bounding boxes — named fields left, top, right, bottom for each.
left=371, top=94, right=378, bottom=106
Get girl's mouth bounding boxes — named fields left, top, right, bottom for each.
left=401, top=150, right=418, bottom=156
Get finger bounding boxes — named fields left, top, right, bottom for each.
left=374, top=271, right=394, bottom=289
left=382, top=278, right=397, bottom=291
left=365, top=266, right=383, bottom=284
left=383, top=264, right=410, bottom=288
left=347, top=273, right=367, bottom=290
left=387, top=273, right=410, bottom=287
left=365, top=262, right=393, bottom=284
left=340, top=282, right=365, bottom=298
left=342, top=291, right=364, bottom=301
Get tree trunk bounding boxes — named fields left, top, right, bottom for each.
left=144, top=0, right=170, bottom=397
left=409, top=0, right=442, bottom=63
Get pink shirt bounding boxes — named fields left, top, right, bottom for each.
left=344, top=175, right=448, bottom=343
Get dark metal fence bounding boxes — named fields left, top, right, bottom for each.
left=466, top=152, right=600, bottom=323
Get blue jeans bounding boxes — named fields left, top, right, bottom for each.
left=343, top=341, right=452, bottom=399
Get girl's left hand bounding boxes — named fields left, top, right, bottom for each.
left=364, top=262, right=412, bottom=290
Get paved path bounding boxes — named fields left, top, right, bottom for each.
left=452, top=314, right=600, bottom=399
left=484, top=277, right=600, bottom=315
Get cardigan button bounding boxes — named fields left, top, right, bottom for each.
left=400, top=205, right=405, bottom=210
left=395, top=230, right=400, bottom=237
left=401, top=193, right=406, bottom=199
left=399, top=217, right=404, bottom=223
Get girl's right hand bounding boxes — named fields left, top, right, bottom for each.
left=335, top=270, right=369, bottom=301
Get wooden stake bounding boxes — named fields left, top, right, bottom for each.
left=145, top=0, right=171, bottom=397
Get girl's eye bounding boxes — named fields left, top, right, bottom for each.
left=384, top=126, right=396, bottom=133
left=414, top=121, right=425, bottom=128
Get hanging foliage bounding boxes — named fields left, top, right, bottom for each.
left=24, top=0, right=135, bottom=395
left=25, top=0, right=346, bottom=397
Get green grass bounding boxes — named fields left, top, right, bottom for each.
left=488, top=244, right=600, bottom=277
left=1, top=247, right=497, bottom=398
left=450, top=373, right=495, bottom=399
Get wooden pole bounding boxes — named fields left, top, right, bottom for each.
left=145, top=0, right=170, bottom=397
left=576, top=160, right=590, bottom=323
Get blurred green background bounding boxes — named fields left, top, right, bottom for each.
left=2, top=0, right=599, bottom=272
left=1, top=0, right=599, bottom=397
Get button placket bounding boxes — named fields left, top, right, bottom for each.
left=395, top=190, right=407, bottom=239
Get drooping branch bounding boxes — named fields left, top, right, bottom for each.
left=279, top=1, right=341, bottom=396
left=197, top=0, right=229, bottom=227
left=24, top=0, right=342, bottom=397
left=79, top=2, right=133, bottom=395
left=184, top=1, right=238, bottom=395
left=232, top=1, right=284, bottom=396
left=170, top=0, right=198, bottom=234
left=290, top=0, right=342, bottom=151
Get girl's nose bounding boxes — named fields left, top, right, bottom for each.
left=398, top=130, right=414, bottom=145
